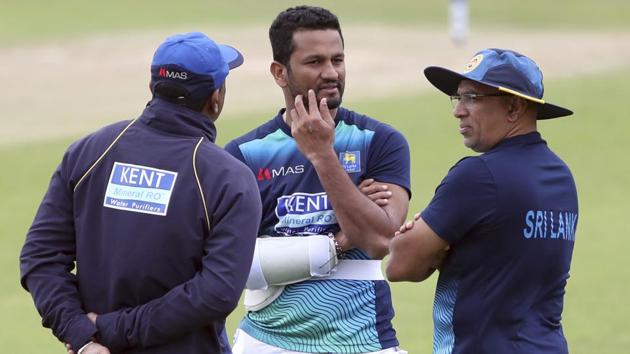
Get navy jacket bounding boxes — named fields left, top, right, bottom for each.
left=20, top=99, right=261, bottom=353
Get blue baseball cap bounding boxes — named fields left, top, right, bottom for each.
left=150, top=32, right=244, bottom=108
left=424, top=48, right=572, bottom=119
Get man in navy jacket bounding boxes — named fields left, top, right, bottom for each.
left=20, top=32, right=261, bottom=354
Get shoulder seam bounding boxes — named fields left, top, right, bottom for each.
left=74, top=119, right=137, bottom=192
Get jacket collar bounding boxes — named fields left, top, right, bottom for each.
left=139, top=98, right=217, bottom=142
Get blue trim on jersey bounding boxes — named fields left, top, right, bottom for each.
left=433, top=275, right=458, bottom=354
left=239, top=129, right=296, bottom=164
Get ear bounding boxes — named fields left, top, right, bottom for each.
left=202, top=88, right=222, bottom=121
left=506, top=97, right=528, bottom=123
left=210, top=88, right=222, bottom=112
left=270, top=61, right=288, bottom=88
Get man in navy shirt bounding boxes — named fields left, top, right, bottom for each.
left=20, top=32, right=261, bottom=354
left=386, top=48, right=578, bottom=354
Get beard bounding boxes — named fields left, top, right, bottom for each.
left=286, top=72, right=344, bottom=111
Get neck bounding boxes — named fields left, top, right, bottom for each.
left=505, top=115, right=537, bottom=139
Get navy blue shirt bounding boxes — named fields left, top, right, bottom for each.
left=422, top=132, right=578, bottom=354
left=225, top=108, right=410, bottom=352
left=20, top=99, right=262, bottom=354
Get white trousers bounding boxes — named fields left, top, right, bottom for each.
left=232, top=329, right=408, bottom=354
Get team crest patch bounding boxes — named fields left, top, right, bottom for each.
left=103, top=162, right=178, bottom=216
left=463, top=54, right=483, bottom=73
left=339, top=151, right=361, bottom=173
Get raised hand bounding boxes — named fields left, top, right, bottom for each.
left=289, top=89, right=336, bottom=162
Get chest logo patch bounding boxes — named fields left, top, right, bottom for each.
left=339, top=151, right=361, bottom=173
left=274, top=192, right=337, bottom=235
left=103, top=162, right=178, bottom=216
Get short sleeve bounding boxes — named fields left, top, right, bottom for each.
left=421, top=157, right=497, bottom=244
left=366, top=127, right=411, bottom=196
left=224, top=140, right=245, bottom=163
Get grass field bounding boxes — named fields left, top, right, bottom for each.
left=2, top=0, right=630, bottom=43
left=1, top=1, right=629, bottom=353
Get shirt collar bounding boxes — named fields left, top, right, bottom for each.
left=490, top=131, right=545, bottom=151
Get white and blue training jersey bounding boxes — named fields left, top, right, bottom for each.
left=225, top=107, right=410, bottom=353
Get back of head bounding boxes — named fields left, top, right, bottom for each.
left=150, top=32, right=243, bottom=111
left=269, top=6, right=343, bottom=65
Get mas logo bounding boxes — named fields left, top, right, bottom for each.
left=103, top=162, right=178, bottom=216
left=274, top=192, right=337, bottom=235
left=159, top=67, right=188, bottom=80
left=339, top=151, right=361, bottom=173
left=257, top=164, right=305, bottom=181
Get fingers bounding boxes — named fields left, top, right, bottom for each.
left=359, top=179, right=391, bottom=204
left=358, top=178, right=374, bottom=188
left=366, top=192, right=392, bottom=205
left=319, top=96, right=335, bottom=125
left=292, top=93, right=308, bottom=122
left=372, top=198, right=389, bottom=206
left=359, top=179, right=388, bottom=193
left=307, top=89, right=318, bottom=115
left=87, top=312, right=98, bottom=324
left=396, top=218, right=416, bottom=234
left=293, top=90, right=333, bottom=121
left=289, top=108, right=299, bottom=127
left=414, top=212, right=421, bottom=221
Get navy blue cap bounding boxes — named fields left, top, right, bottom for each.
left=424, top=48, right=572, bottom=119
left=150, top=32, right=244, bottom=108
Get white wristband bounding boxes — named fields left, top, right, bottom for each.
left=77, top=341, right=94, bottom=354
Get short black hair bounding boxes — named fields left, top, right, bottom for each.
left=151, top=77, right=216, bottom=111
left=269, top=6, right=344, bottom=65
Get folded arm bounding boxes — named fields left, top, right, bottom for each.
left=290, top=91, right=409, bottom=259
left=386, top=214, right=450, bottom=282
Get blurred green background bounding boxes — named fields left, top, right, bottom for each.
left=2, top=1, right=629, bottom=353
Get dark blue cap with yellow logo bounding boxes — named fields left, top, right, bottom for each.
left=424, top=48, right=572, bottom=119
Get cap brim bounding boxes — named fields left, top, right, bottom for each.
left=218, top=44, right=244, bottom=70
left=423, top=66, right=573, bottom=120
left=536, top=102, right=573, bottom=120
